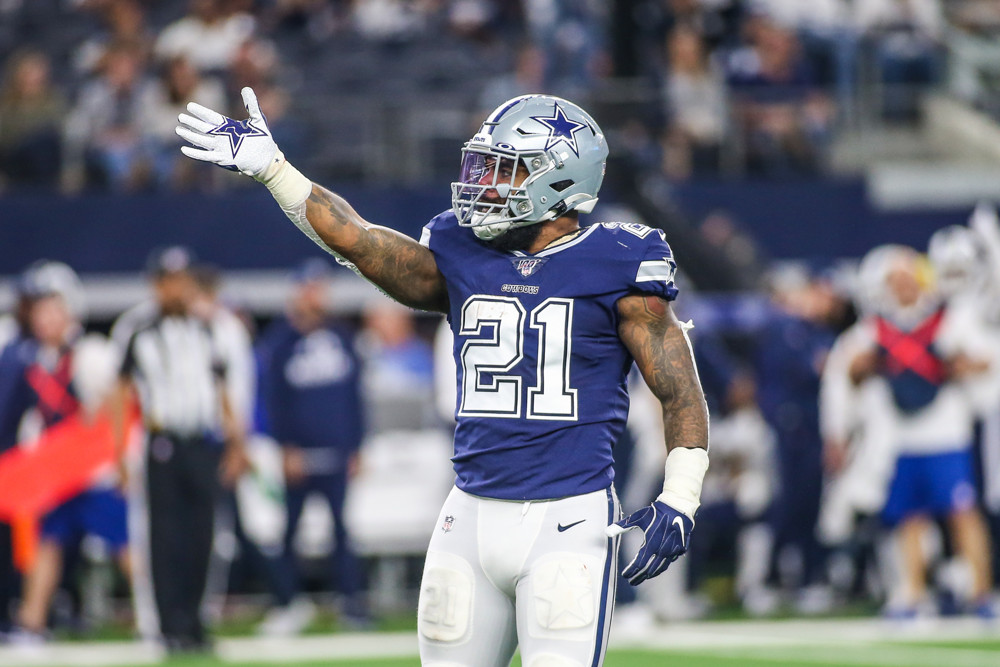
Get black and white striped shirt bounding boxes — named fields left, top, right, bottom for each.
left=118, top=310, right=226, bottom=437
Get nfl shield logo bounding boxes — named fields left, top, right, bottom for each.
left=514, top=258, right=545, bottom=277
left=442, top=515, right=455, bottom=532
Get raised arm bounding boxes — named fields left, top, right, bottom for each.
left=302, top=185, right=448, bottom=311
left=608, top=293, right=710, bottom=586
left=175, top=87, right=448, bottom=312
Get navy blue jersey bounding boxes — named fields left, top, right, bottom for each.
left=256, top=319, right=365, bottom=454
left=421, top=211, right=678, bottom=501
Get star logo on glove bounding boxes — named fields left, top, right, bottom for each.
left=208, top=118, right=267, bottom=158
left=531, top=103, right=588, bottom=157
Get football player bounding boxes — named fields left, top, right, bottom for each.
left=177, top=90, right=710, bottom=666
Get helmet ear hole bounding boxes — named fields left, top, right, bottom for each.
left=550, top=179, right=573, bottom=192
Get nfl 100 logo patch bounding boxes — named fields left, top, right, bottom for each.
left=442, top=515, right=455, bottom=532
left=511, top=257, right=547, bottom=278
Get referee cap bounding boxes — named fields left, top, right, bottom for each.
left=146, top=245, right=196, bottom=277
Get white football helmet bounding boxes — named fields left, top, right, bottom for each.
left=855, top=244, right=938, bottom=324
left=451, top=94, right=608, bottom=240
left=927, top=225, right=987, bottom=297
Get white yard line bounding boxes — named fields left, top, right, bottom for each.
left=701, top=645, right=1000, bottom=667
left=0, top=639, right=164, bottom=666
left=617, top=616, right=999, bottom=647
left=215, top=632, right=419, bottom=662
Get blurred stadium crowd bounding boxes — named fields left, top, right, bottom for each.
left=3, top=0, right=1000, bottom=656
left=3, top=0, right=997, bottom=191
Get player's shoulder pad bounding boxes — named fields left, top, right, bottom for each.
left=419, top=209, right=460, bottom=248
left=595, top=221, right=667, bottom=241
left=591, top=221, right=678, bottom=301
left=593, top=221, right=673, bottom=253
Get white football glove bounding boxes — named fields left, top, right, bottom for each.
left=176, top=87, right=280, bottom=179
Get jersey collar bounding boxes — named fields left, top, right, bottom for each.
left=510, top=224, right=599, bottom=258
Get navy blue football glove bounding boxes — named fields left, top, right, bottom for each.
left=606, top=500, right=694, bottom=585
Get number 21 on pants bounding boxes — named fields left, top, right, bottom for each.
left=458, top=295, right=578, bottom=421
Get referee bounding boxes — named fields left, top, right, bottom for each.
left=110, top=246, right=248, bottom=653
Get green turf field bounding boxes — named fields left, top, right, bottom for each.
left=4, top=618, right=1000, bottom=667
left=151, top=641, right=1000, bottom=667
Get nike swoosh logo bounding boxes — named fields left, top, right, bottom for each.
left=557, top=519, right=586, bottom=532
left=672, top=516, right=686, bottom=546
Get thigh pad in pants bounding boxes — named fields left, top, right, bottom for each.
left=418, top=550, right=475, bottom=644
left=530, top=554, right=596, bottom=632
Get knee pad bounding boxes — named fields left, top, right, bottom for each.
left=527, top=655, right=585, bottom=667
left=531, top=555, right=596, bottom=631
left=418, top=551, right=475, bottom=643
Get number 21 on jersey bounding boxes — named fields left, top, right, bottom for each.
left=458, top=295, right=578, bottom=421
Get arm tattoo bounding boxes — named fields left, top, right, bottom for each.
left=618, top=294, right=709, bottom=452
left=304, top=185, right=449, bottom=312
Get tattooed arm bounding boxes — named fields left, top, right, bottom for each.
left=617, top=294, right=709, bottom=453
left=173, top=89, right=447, bottom=312
left=609, top=293, right=709, bottom=584
left=301, top=184, right=448, bottom=312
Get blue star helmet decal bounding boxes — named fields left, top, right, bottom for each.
left=208, top=118, right=267, bottom=159
left=531, top=103, right=589, bottom=157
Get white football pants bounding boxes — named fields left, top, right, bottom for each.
left=418, top=486, right=620, bottom=667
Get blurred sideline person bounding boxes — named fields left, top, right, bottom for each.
left=927, top=213, right=1000, bottom=590
left=965, top=204, right=1000, bottom=579
left=847, top=245, right=1000, bottom=617
left=254, top=259, right=369, bottom=633
left=109, top=247, right=249, bottom=653
left=754, top=267, right=838, bottom=613
left=928, top=224, right=995, bottom=319
left=177, top=89, right=709, bottom=665
left=0, top=262, right=126, bottom=642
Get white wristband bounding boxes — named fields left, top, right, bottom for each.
left=656, top=447, right=709, bottom=521
left=257, top=149, right=312, bottom=210
left=257, top=151, right=328, bottom=253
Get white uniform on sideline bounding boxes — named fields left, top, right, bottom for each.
left=818, top=321, right=897, bottom=544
